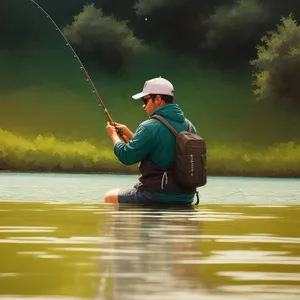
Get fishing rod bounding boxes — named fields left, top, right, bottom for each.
left=29, top=0, right=130, bottom=143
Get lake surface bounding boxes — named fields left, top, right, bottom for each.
left=1, top=172, right=299, bottom=204
left=0, top=173, right=300, bottom=299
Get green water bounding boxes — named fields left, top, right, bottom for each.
left=0, top=173, right=300, bottom=299
left=0, top=202, right=300, bottom=299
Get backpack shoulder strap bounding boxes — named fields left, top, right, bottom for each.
left=151, top=115, right=178, bottom=136
left=186, top=119, right=192, bottom=133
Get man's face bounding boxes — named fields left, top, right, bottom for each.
left=142, top=95, right=159, bottom=117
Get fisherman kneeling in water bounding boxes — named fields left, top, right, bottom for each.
left=105, top=77, right=206, bottom=205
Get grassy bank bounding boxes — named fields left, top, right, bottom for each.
left=1, top=129, right=300, bottom=178
left=0, top=129, right=136, bottom=174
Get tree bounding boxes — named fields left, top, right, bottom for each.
left=250, top=14, right=300, bottom=112
left=201, top=0, right=270, bottom=62
left=63, top=3, right=143, bottom=71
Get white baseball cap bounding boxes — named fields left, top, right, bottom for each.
left=132, top=77, right=174, bottom=100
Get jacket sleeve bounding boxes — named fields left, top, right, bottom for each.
left=114, top=124, right=155, bottom=165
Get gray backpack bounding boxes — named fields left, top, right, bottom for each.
left=151, top=115, right=207, bottom=189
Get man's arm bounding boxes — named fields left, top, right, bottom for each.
left=114, top=124, right=155, bottom=165
left=111, top=133, right=122, bottom=146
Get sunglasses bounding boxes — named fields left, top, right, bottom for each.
left=142, top=98, right=150, bottom=105
left=142, top=95, right=156, bottom=105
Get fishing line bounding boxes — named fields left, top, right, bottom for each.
left=29, top=0, right=129, bottom=142
left=222, top=190, right=245, bottom=202
left=195, top=190, right=245, bottom=205
left=29, top=1, right=105, bottom=109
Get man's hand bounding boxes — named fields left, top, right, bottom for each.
left=113, top=122, right=134, bottom=139
left=106, top=123, right=119, bottom=139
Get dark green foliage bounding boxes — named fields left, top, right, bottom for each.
left=250, top=15, right=300, bottom=112
left=1, top=0, right=300, bottom=126
left=201, top=0, right=270, bottom=63
left=62, top=3, right=144, bottom=71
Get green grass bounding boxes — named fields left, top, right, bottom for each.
left=0, top=128, right=135, bottom=174
left=1, top=128, right=299, bottom=177
left=208, top=141, right=300, bottom=177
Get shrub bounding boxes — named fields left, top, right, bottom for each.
left=250, top=14, right=300, bottom=111
left=1, top=129, right=300, bottom=177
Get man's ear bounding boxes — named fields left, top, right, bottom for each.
left=156, top=95, right=163, bottom=104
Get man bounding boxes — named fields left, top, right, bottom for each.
left=105, top=77, right=198, bottom=204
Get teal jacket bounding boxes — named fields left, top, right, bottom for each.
left=114, top=104, right=197, bottom=202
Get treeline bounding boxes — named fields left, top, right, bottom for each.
left=2, top=0, right=300, bottom=61
left=1, top=0, right=300, bottom=111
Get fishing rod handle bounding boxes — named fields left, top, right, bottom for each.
left=106, top=111, right=130, bottom=143
left=115, top=128, right=130, bottom=143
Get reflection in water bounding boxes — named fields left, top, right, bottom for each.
left=96, top=205, right=206, bottom=300
left=0, top=203, right=300, bottom=299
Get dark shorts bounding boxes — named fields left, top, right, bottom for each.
left=118, top=188, right=195, bottom=206
left=118, top=188, right=158, bottom=205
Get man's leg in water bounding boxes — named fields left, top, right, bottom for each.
left=104, top=189, right=121, bottom=204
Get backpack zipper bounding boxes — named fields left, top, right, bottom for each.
left=161, top=172, right=168, bottom=190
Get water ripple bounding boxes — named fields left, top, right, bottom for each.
left=218, top=271, right=300, bottom=281
left=178, top=250, right=300, bottom=265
